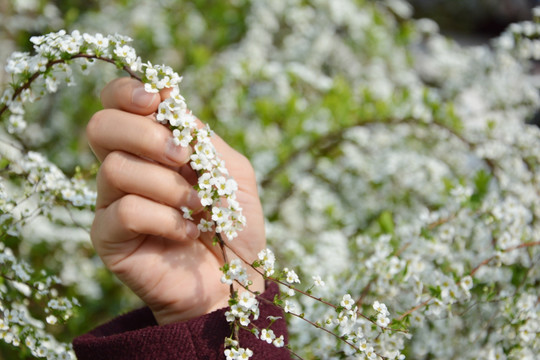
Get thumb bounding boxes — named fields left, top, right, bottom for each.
left=100, top=77, right=161, bottom=115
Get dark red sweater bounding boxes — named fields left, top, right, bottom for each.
left=73, top=282, right=291, bottom=360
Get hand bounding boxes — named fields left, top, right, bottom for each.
left=87, top=77, right=266, bottom=325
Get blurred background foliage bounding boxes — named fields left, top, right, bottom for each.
left=1, top=0, right=539, bottom=359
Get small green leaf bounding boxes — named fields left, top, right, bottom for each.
left=378, top=211, right=394, bottom=235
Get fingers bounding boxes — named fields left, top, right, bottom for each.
left=92, top=194, right=200, bottom=250
left=96, top=151, right=202, bottom=211
left=100, top=77, right=161, bottom=114
left=91, top=78, right=256, bottom=182
left=90, top=78, right=187, bottom=166
left=87, top=108, right=191, bottom=166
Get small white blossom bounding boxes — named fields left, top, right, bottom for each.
left=284, top=268, right=300, bottom=284
left=341, top=294, right=354, bottom=310
left=260, top=329, right=276, bottom=344
left=312, top=275, right=325, bottom=287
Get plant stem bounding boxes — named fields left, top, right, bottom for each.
left=0, top=53, right=141, bottom=118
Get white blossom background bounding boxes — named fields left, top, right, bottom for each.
left=1, top=0, right=539, bottom=359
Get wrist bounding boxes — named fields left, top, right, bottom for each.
left=151, top=293, right=230, bottom=326
left=151, top=276, right=265, bottom=326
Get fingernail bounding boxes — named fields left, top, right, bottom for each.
left=132, top=86, right=157, bottom=108
left=188, top=190, right=203, bottom=212
left=186, top=221, right=200, bottom=240
left=165, top=137, right=191, bottom=164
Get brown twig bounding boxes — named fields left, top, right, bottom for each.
left=395, top=240, right=540, bottom=322
left=0, top=53, right=141, bottom=118
left=223, top=242, right=408, bottom=334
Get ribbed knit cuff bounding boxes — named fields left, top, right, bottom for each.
left=73, top=282, right=290, bottom=360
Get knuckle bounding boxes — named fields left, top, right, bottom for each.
left=98, top=151, right=129, bottom=189
left=148, top=124, right=169, bottom=144
left=141, top=125, right=170, bottom=157
left=100, top=77, right=127, bottom=106
left=114, top=195, right=139, bottom=231
left=86, top=109, right=109, bottom=144
left=89, top=212, right=103, bottom=247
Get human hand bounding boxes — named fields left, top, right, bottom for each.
left=86, top=78, right=266, bottom=325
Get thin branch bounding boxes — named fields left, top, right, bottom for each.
left=224, top=242, right=408, bottom=334
left=238, top=279, right=362, bottom=358
left=396, top=240, right=540, bottom=322
left=0, top=53, right=141, bottom=118
left=470, top=241, right=540, bottom=277
left=396, top=297, right=433, bottom=322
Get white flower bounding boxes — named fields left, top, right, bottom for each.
left=364, top=346, right=377, bottom=360
left=376, top=313, right=390, bottom=327
left=180, top=207, right=193, bottom=220
left=114, top=45, right=136, bottom=64
left=197, top=218, right=214, bottom=232
left=172, top=127, right=193, bottom=147
left=341, top=294, right=354, bottom=310
left=257, top=248, right=276, bottom=276
left=7, top=114, right=27, bottom=134
left=29, top=55, right=48, bottom=72
left=156, top=103, right=172, bottom=122
left=238, top=312, right=250, bottom=326
left=144, top=82, right=159, bottom=93
left=224, top=349, right=235, bottom=360
left=273, top=335, right=285, bottom=348
left=373, top=300, right=389, bottom=316
left=46, top=315, right=58, bottom=325
left=190, top=153, right=210, bottom=171
left=179, top=111, right=196, bottom=128
left=45, top=75, right=59, bottom=92
left=235, top=348, right=253, bottom=360
left=170, top=87, right=186, bottom=105
left=199, top=173, right=213, bottom=190
left=198, top=189, right=214, bottom=207
left=238, top=292, right=257, bottom=311
left=284, top=268, right=300, bottom=284
left=284, top=300, right=295, bottom=313
left=260, top=329, right=276, bottom=343
left=460, top=275, right=473, bottom=291
left=93, top=33, right=110, bottom=49
left=312, top=275, right=325, bottom=287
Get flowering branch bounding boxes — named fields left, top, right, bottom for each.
left=226, top=242, right=407, bottom=332
left=0, top=54, right=140, bottom=119
left=396, top=240, right=540, bottom=322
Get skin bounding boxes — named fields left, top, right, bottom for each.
left=87, top=77, right=266, bottom=325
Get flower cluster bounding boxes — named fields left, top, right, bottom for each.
left=372, top=301, right=390, bottom=328
left=223, top=290, right=260, bottom=359
left=139, top=60, right=246, bottom=241
left=256, top=248, right=276, bottom=276
left=0, top=243, right=76, bottom=359
left=225, top=291, right=260, bottom=327
left=221, top=259, right=249, bottom=286
left=495, top=11, right=540, bottom=60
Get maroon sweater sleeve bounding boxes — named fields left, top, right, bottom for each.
left=73, top=282, right=291, bottom=360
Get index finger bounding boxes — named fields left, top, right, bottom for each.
left=100, top=77, right=161, bottom=114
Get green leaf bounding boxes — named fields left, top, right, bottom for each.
left=471, top=169, right=491, bottom=204
left=0, top=157, right=10, bottom=170
left=378, top=211, right=394, bottom=235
